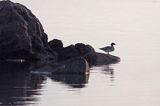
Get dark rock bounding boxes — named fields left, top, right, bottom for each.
left=75, top=43, right=96, bottom=65
left=48, top=39, right=96, bottom=66
left=54, top=57, right=89, bottom=74
left=31, top=57, right=89, bottom=74
left=59, top=45, right=79, bottom=61
left=95, top=52, right=120, bottom=66
left=0, top=0, right=56, bottom=61
left=75, top=43, right=91, bottom=55
left=48, top=39, right=63, bottom=51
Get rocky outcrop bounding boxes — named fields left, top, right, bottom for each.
left=0, top=0, right=56, bottom=61
left=49, top=39, right=96, bottom=65
left=0, top=0, right=120, bottom=76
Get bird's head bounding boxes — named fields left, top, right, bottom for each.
left=111, top=42, right=116, bottom=46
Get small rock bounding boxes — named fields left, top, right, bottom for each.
left=48, top=39, right=63, bottom=51
left=95, top=52, right=120, bottom=66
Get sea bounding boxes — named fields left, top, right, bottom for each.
left=0, top=0, right=160, bottom=106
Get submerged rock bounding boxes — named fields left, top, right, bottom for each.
left=31, top=57, right=89, bottom=74
left=0, top=0, right=56, bottom=61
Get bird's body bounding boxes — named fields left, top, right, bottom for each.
left=100, top=43, right=116, bottom=54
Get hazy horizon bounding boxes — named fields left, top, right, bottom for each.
left=11, top=0, right=160, bottom=47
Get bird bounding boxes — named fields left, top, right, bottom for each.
left=100, top=42, right=116, bottom=54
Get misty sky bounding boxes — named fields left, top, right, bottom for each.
left=10, top=0, right=160, bottom=47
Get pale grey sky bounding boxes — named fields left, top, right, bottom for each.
left=10, top=0, right=160, bottom=47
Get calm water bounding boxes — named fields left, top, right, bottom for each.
left=1, top=0, right=160, bottom=106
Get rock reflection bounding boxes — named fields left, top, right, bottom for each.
left=50, top=74, right=89, bottom=88
left=0, top=61, right=90, bottom=105
left=0, top=62, right=46, bottom=106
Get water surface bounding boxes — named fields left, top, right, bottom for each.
left=1, top=0, right=160, bottom=106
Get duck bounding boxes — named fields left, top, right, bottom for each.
left=100, top=42, right=116, bottom=54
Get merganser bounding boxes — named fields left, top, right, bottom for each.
left=100, top=43, right=116, bottom=54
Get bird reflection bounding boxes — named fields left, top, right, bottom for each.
left=101, top=65, right=114, bottom=81
left=50, top=74, right=89, bottom=88
left=0, top=61, right=46, bottom=106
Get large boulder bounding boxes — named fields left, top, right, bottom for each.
left=0, top=0, right=56, bottom=61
